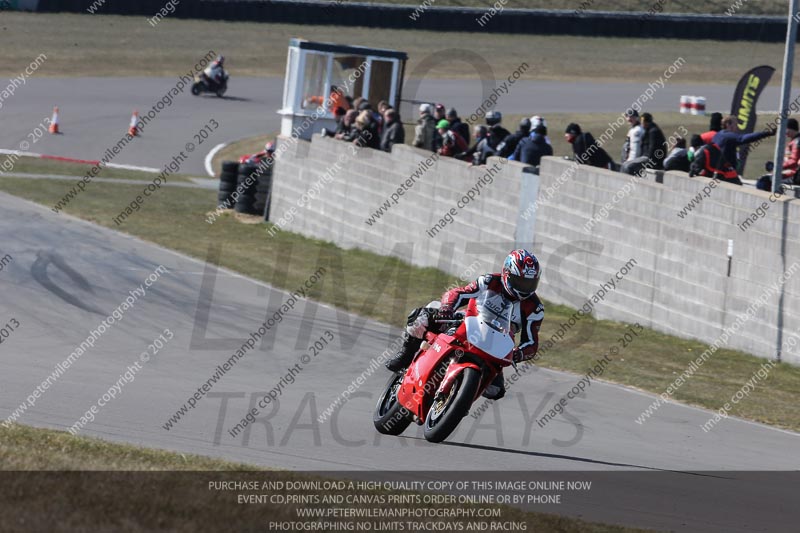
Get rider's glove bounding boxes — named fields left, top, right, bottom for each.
left=437, top=305, right=455, bottom=321
left=512, top=348, right=525, bottom=363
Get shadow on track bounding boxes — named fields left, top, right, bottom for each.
left=403, top=437, right=728, bottom=478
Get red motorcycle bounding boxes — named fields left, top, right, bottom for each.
left=373, top=292, right=517, bottom=443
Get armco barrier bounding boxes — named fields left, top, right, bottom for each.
left=34, top=0, right=796, bottom=43
left=272, top=135, right=800, bottom=365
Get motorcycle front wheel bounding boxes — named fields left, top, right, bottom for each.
left=191, top=82, right=202, bottom=96
left=373, top=372, right=413, bottom=435
left=423, top=367, right=480, bottom=443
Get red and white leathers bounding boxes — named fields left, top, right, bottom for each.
left=407, top=273, right=544, bottom=361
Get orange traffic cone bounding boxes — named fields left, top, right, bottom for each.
left=48, top=106, right=60, bottom=134
left=128, top=110, right=139, bottom=137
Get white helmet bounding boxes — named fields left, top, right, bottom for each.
left=531, top=115, right=547, bottom=129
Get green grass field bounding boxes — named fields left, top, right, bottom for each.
left=3, top=12, right=799, bottom=84
left=1, top=169, right=798, bottom=432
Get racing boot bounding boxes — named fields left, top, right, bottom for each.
left=385, top=334, right=423, bottom=372
left=481, top=373, right=506, bottom=400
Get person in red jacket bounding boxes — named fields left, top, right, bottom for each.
left=782, top=118, right=800, bottom=179
left=437, top=119, right=467, bottom=157
left=700, top=112, right=723, bottom=144
left=386, top=249, right=545, bottom=400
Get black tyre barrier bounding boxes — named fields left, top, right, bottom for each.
left=234, top=163, right=260, bottom=215
left=219, top=181, right=237, bottom=193
left=221, top=160, right=239, bottom=179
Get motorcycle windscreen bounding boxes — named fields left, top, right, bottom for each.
left=465, top=290, right=515, bottom=359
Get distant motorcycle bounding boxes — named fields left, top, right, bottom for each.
left=373, top=292, right=518, bottom=443
left=191, top=72, right=228, bottom=98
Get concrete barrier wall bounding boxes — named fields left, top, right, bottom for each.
left=271, top=134, right=534, bottom=277
left=532, top=157, right=800, bottom=365
left=273, top=135, right=800, bottom=365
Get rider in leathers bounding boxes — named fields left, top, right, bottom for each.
left=203, top=55, right=227, bottom=88
left=386, top=249, right=544, bottom=400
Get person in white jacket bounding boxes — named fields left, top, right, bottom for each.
left=621, top=109, right=643, bottom=164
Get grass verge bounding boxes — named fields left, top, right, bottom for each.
left=0, top=424, right=644, bottom=533
left=0, top=170, right=798, bottom=432
left=4, top=156, right=196, bottom=182
left=1, top=12, right=796, bottom=84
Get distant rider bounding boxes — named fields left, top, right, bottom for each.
left=386, top=249, right=545, bottom=400
left=204, top=55, right=227, bottom=87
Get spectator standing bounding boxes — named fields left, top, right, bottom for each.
left=663, top=136, right=690, bottom=172
left=434, top=103, right=446, bottom=122
left=687, top=134, right=704, bottom=162
left=621, top=113, right=666, bottom=174
left=620, top=109, right=643, bottom=164
left=380, top=109, right=405, bottom=152
left=323, top=106, right=347, bottom=137
left=496, top=118, right=532, bottom=158
left=413, top=103, right=437, bottom=151
left=700, top=112, right=723, bottom=144
left=712, top=114, right=775, bottom=183
left=446, top=107, right=470, bottom=145
left=457, top=125, right=488, bottom=163
left=484, top=111, right=510, bottom=146
left=354, top=110, right=380, bottom=150
left=512, top=124, right=553, bottom=166
left=437, top=119, right=467, bottom=157
left=335, top=109, right=359, bottom=141
left=564, top=123, right=615, bottom=169
left=782, top=118, right=800, bottom=180
left=531, top=116, right=551, bottom=145
left=472, top=112, right=510, bottom=165
left=756, top=117, right=800, bottom=190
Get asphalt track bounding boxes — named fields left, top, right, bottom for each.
left=0, top=77, right=786, bottom=175
left=0, top=192, right=798, bottom=531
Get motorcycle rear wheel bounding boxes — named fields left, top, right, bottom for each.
left=423, top=367, right=480, bottom=443
left=373, top=372, right=413, bottom=435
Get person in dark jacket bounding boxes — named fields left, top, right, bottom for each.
left=335, top=109, right=359, bottom=142
left=380, top=108, right=405, bottom=152
left=621, top=113, right=666, bottom=175
left=473, top=112, right=511, bottom=165
left=496, top=118, right=532, bottom=158
left=353, top=110, right=380, bottom=150
left=446, top=107, right=470, bottom=146
left=700, top=112, right=723, bottom=144
left=484, top=111, right=509, bottom=148
left=564, top=123, right=615, bottom=169
left=663, top=136, right=690, bottom=172
left=512, top=125, right=553, bottom=166
left=712, top=115, right=775, bottom=179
